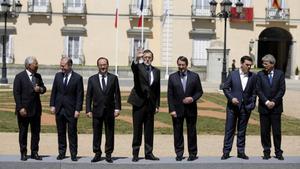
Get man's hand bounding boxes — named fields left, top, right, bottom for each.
left=74, top=111, right=80, bottom=119
left=19, top=108, right=27, bottom=117
left=114, top=110, right=120, bottom=117
left=232, top=98, right=240, bottom=105
left=155, top=107, right=159, bottom=114
left=50, top=107, right=55, bottom=114
left=170, top=111, right=177, bottom=118
left=266, top=101, right=275, bottom=109
left=86, top=112, right=92, bottom=118
left=33, top=85, right=41, bottom=93
left=136, top=50, right=144, bottom=62
left=183, top=97, right=193, bottom=104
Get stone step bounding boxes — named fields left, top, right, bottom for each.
left=0, top=155, right=299, bottom=169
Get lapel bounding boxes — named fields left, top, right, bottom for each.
left=95, top=74, right=103, bottom=94
left=175, top=71, right=185, bottom=95
left=24, top=70, right=36, bottom=89
left=235, top=70, right=244, bottom=92
left=185, top=70, right=191, bottom=93
left=263, top=70, right=272, bottom=87
left=243, top=72, right=252, bottom=92
left=105, top=73, right=113, bottom=94
left=141, top=63, right=150, bottom=85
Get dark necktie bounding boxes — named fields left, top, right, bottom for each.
left=102, top=75, right=106, bottom=91
left=268, top=73, right=273, bottom=85
left=181, top=72, right=187, bottom=92
left=31, top=74, right=36, bottom=86
left=63, top=73, right=68, bottom=88
left=146, top=65, right=151, bottom=85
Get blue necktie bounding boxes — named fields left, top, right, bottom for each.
left=268, top=73, right=273, bottom=85
left=101, top=75, right=106, bottom=91
left=63, top=73, right=68, bottom=88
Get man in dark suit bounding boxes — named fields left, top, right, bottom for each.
left=127, top=49, right=160, bottom=162
left=13, top=56, right=46, bottom=161
left=256, top=54, right=285, bottom=160
left=50, top=57, right=84, bottom=161
left=167, top=56, right=203, bottom=161
left=221, top=56, right=257, bottom=160
left=86, top=57, right=121, bottom=163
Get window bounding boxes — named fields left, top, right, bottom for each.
left=0, top=35, right=13, bottom=64
left=64, top=36, right=84, bottom=64
left=192, top=39, right=210, bottom=66
left=65, top=0, right=85, bottom=13
left=30, top=0, right=49, bottom=12
left=66, top=0, right=84, bottom=8
left=193, top=0, right=210, bottom=16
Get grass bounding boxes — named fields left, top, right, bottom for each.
left=1, top=90, right=300, bottom=135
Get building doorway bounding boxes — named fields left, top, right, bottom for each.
left=258, top=27, right=292, bottom=77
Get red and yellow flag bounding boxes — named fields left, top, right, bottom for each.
left=272, top=0, right=282, bottom=10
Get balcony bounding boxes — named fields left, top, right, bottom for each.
left=27, top=1, right=52, bottom=18
left=129, top=4, right=153, bottom=20
left=265, top=7, right=290, bottom=21
left=191, top=4, right=212, bottom=20
left=63, top=2, right=87, bottom=19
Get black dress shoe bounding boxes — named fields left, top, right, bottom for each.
left=262, top=153, right=271, bottom=160
left=31, top=153, right=42, bottom=160
left=106, top=154, right=113, bottom=163
left=187, top=155, right=198, bottom=161
left=91, top=153, right=101, bottom=162
left=275, top=155, right=284, bottom=160
left=132, top=156, right=139, bottom=162
left=20, top=153, right=27, bottom=161
left=175, top=156, right=183, bottom=161
left=71, top=155, right=78, bottom=161
left=221, top=153, right=230, bottom=160
left=56, top=154, right=66, bottom=160
left=145, top=154, right=159, bottom=161
left=237, top=153, right=249, bottom=160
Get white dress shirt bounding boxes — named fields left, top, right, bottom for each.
left=239, top=69, right=249, bottom=91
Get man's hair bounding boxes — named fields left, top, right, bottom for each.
left=24, top=56, right=37, bottom=68
left=97, top=57, right=109, bottom=66
left=240, top=55, right=253, bottom=64
left=143, top=49, right=154, bottom=57
left=61, top=56, right=73, bottom=66
left=177, top=56, right=188, bottom=66
left=262, top=54, right=276, bottom=64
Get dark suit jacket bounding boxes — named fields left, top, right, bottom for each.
left=50, top=71, right=84, bottom=116
left=223, top=70, right=257, bottom=112
left=127, top=62, right=160, bottom=109
left=86, top=73, right=121, bottom=117
left=168, top=70, right=203, bottom=117
left=256, top=69, right=286, bottom=114
left=13, top=70, right=46, bottom=117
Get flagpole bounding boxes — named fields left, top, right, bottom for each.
left=165, top=0, right=170, bottom=79
left=141, top=13, right=144, bottom=49
left=115, top=23, right=119, bottom=76
left=114, top=0, right=119, bottom=76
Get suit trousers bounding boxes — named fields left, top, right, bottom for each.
left=223, top=105, right=250, bottom=154
left=259, top=113, right=283, bottom=156
left=132, top=103, right=155, bottom=157
left=17, top=113, right=41, bottom=154
left=92, top=114, right=115, bottom=155
left=55, top=108, right=78, bottom=156
left=172, top=115, right=197, bottom=157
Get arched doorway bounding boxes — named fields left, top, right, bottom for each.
left=258, top=27, right=292, bottom=76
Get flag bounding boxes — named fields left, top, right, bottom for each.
left=138, top=0, right=144, bottom=27
left=114, top=0, right=120, bottom=28
left=272, top=0, right=282, bottom=10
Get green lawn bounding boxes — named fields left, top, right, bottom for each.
left=1, top=90, right=300, bottom=135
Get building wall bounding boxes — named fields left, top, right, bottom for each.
left=2, top=0, right=300, bottom=76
